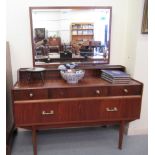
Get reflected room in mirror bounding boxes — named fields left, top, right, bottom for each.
left=29, top=7, right=112, bottom=67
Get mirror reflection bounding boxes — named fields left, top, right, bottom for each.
left=30, top=7, right=112, bottom=66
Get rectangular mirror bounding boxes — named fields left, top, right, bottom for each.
left=29, top=7, right=112, bottom=67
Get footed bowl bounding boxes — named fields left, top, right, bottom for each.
left=60, top=69, right=85, bottom=84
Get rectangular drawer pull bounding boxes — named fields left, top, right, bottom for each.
left=106, top=107, right=118, bottom=112
left=42, top=110, right=54, bottom=115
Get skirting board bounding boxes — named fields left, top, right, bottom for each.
left=127, top=128, right=148, bottom=135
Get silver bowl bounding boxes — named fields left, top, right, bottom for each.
left=60, top=69, right=85, bottom=84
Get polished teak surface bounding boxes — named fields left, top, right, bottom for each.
left=12, top=66, right=143, bottom=155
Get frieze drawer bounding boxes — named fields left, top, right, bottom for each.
left=48, top=86, right=108, bottom=99
left=13, top=89, right=48, bottom=100
left=108, top=85, right=142, bottom=96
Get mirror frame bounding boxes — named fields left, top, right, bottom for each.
left=29, top=6, right=112, bottom=68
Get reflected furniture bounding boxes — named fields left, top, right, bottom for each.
left=35, top=37, right=62, bottom=56
left=71, top=23, right=94, bottom=43
left=48, top=37, right=62, bottom=53
left=89, top=41, right=102, bottom=51
left=12, top=65, right=143, bottom=155
left=29, top=6, right=112, bottom=67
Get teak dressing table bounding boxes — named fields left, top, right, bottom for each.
left=12, top=65, right=143, bottom=155
left=11, top=6, right=143, bottom=155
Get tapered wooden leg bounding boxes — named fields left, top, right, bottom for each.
left=32, top=127, right=37, bottom=155
left=118, top=121, right=125, bottom=149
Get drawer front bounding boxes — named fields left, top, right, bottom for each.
left=14, top=101, right=101, bottom=125
left=14, top=102, right=59, bottom=125
left=14, top=101, right=80, bottom=125
left=49, top=85, right=142, bottom=99
left=120, top=97, right=142, bottom=119
left=108, top=85, right=142, bottom=96
left=49, top=87, right=108, bottom=99
left=100, top=97, right=141, bottom=120
left=77, top=99, right=124, bottom=121
left=14, top=97, right=141, bottom=126
left=13, top=89, right=48, bottom=100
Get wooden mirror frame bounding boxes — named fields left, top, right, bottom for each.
left=141, top=0, right=148, bottom=34
left=29, top=6, right=112, bottom=69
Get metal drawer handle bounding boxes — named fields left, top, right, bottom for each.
left=124, top=89, right=128, bottom=93
left=42, top=110, right=54, bottom=115
left=96, top=90, right=100, bottom=94
left=106, top=107, right=118, bottom=112
left=29, top=93, right=34, bottom=97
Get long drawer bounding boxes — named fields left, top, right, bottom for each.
left=48, top=86, right=108, bottom=98
left=49, top=85, right=142, bottom=98
left=14, top=97, right=141, bottom=126
left=108, top=85, right=142, bottom=96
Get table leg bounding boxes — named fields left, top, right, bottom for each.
left=32, top=127, right=37, bottom=155
left=118, top=121, right=125, bottom=149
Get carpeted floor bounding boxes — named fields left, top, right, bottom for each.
left=12, top=126, right=148, bottom=155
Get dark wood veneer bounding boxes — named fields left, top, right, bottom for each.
left=12, top=67, right=143, bottom=155
left=13, top=89, right=48, bottom=100
left=14, top=96, right=141, bottom=125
